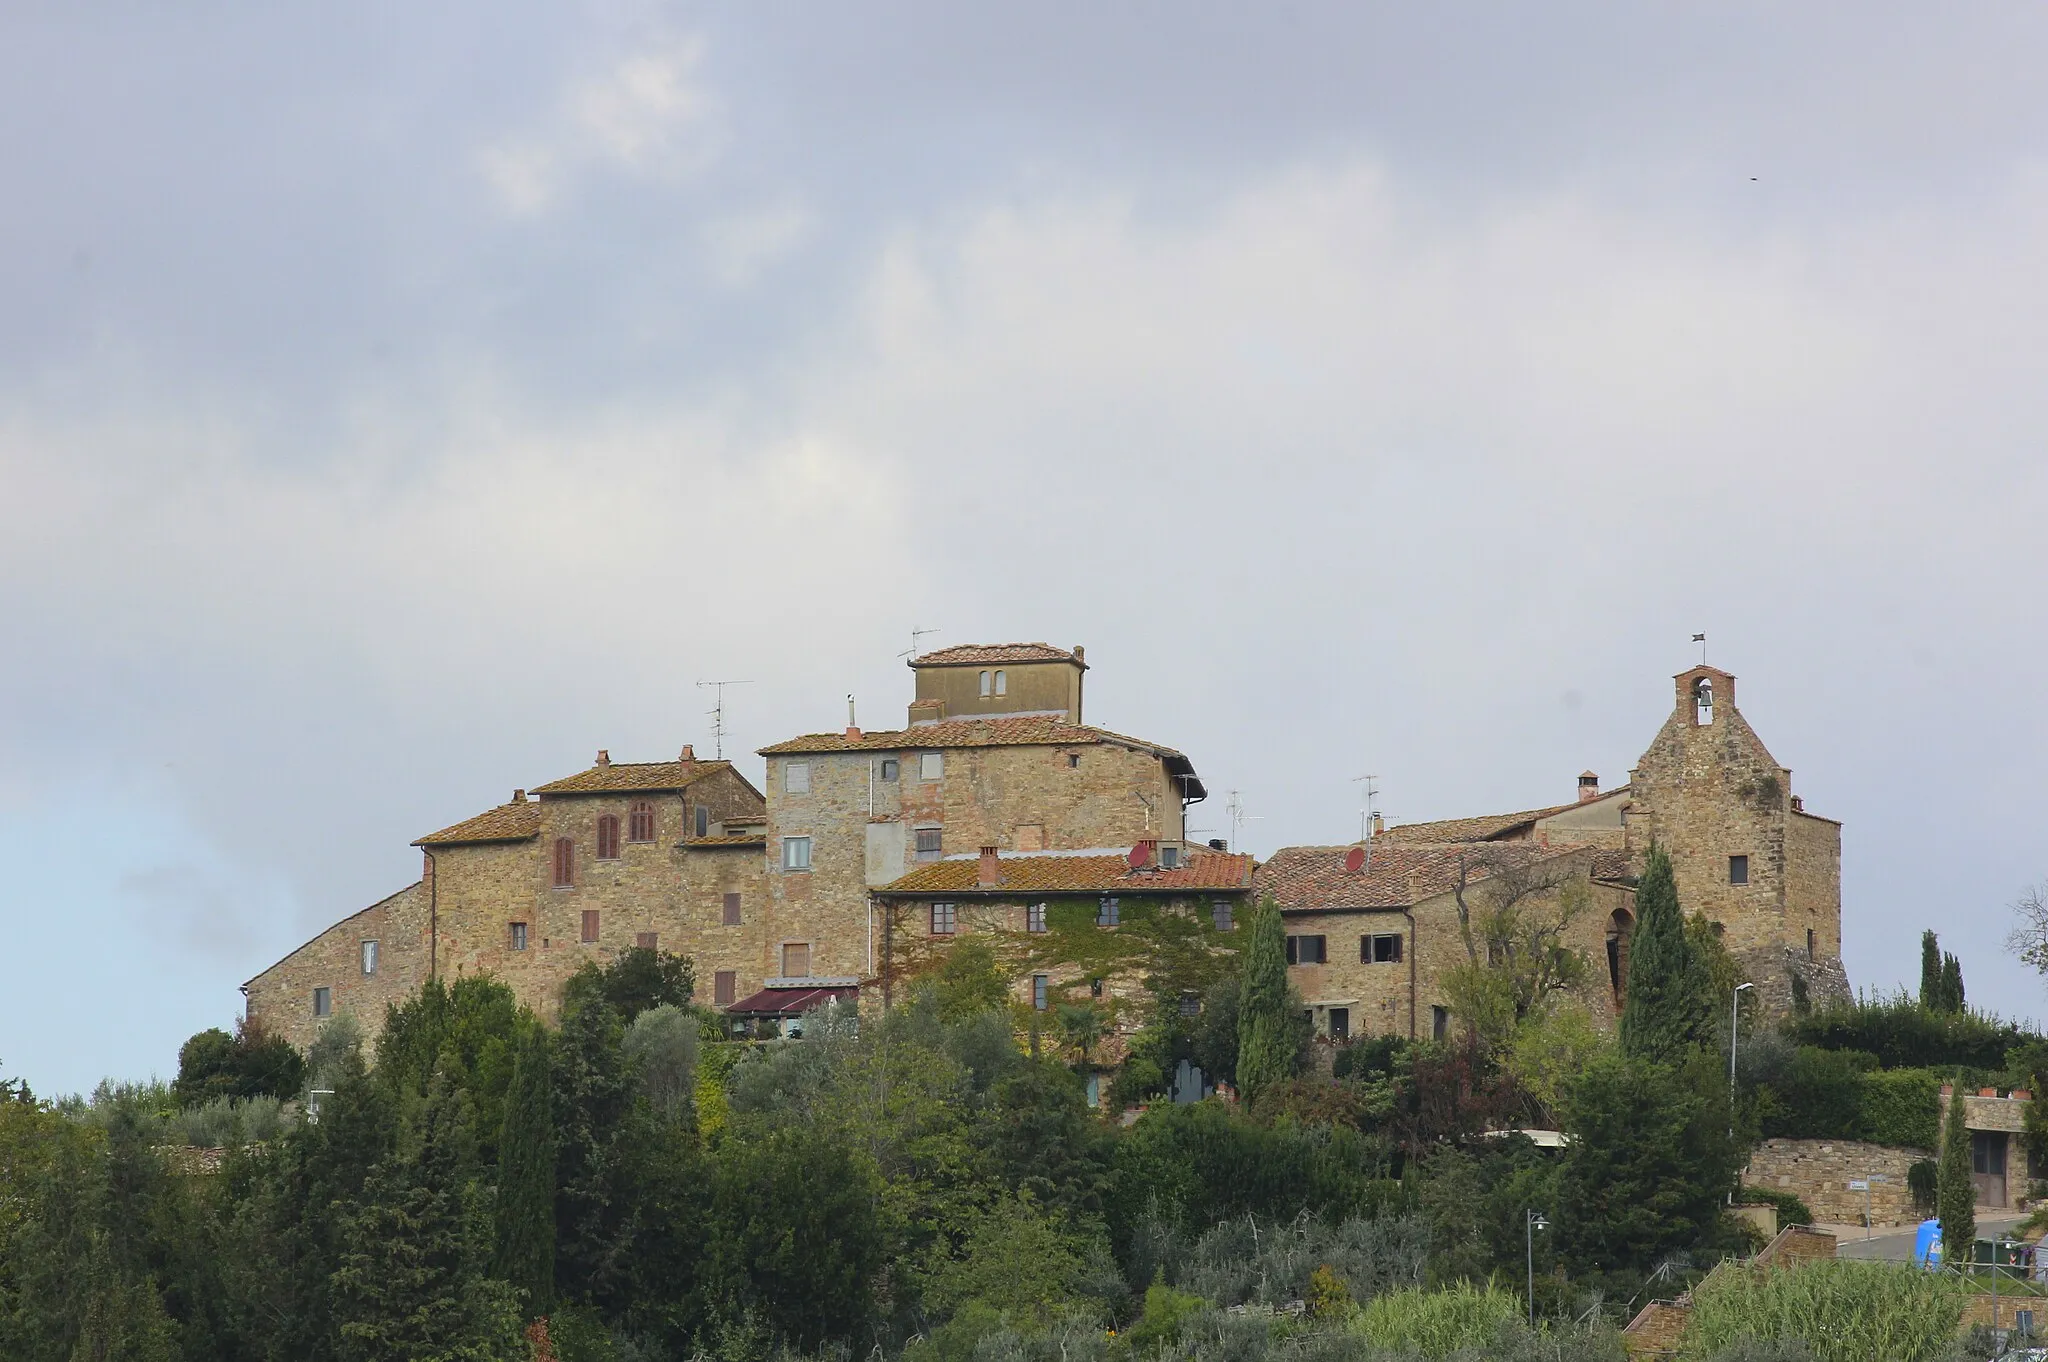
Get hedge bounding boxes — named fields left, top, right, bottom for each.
left=1786, top=995, right=2037, bottom=1072
left=1754, top=1053, right=1940, bottom=1149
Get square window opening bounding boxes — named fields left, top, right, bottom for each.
left=782, top=836, right=812, bottom=871
left=1097, top=896, right=1120, bottom=927
left=1285, top=934, right=1328, bottom=966
left=920, top=752, right=944, bottom=781
left=1329, top=1007, right=1351, bottom=1040
left=1212, top=900, right=1234, bottom=932
left=914, top=826, right=943, bottom=861
left=784, top=762, right=810, bottom=794
left=1026, top=902, right=1048, bottom=933
left=509, top=922, right=528, bottom=951
left=879, top=757, right=900, bottom=781
left=930, top=902, right=957, bottom=935
left=1729, top=854, right=1750, bottom=885
left=313, top=987, right=332, bottom=1018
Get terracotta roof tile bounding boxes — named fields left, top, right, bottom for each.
left=877, top=849, right=1254, bottom=896
left=1376, top=802, right=1580, bottom=844
left=910, top=642, right=1083, bottom=668
left=415, top=801, right=544, bottom=846
left=759, top=715, right=1182, bottom=759
left=1253, top=843, right=1569, bottom=910
left=531, top=759, right=734, bottom=795
left=683, top=834, right=767, bottom=848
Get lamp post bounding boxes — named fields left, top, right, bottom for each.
left=1526, top=1209, right=1549, bottom=1326
left=1729, top=982, right=1755, bottom=1140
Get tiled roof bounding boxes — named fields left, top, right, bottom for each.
left=532, top=759, right=734, bottom=795
left=1253, top=843, right=1572, bottom=911
left=415, top=801, right=545, bottom=846
left=759, top=715, right=1182, bottom=759
left=910, top=642, right=1083, bottom=668
left=877, top=849, right=1255, bottom=896
left=1589, top=848, right=1635, bottom=882
left=683, top=834, right=767, bottom=848
left=1377, top=802, right=1580, bottom=844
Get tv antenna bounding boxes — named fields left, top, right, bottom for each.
left=899, top=624, right=943, bottom=660
left=1224, top=790, right=1261, bottom=849
left=1351, top=774, right=1380, bottom=871
left=695, top=679, right=754, bottom=759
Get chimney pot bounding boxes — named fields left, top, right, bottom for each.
left=1072, top=645, right=1085, bottom=662
left=845, top=726, right=862, bottom=740
left=1208, top=838, right=1228, bottom=852
left=596, top=749, right=610, bottom=767
left=1578, top=771, right=1600, bottom=804
left=679, top=744, right=695, bottom=762
left=977, top=845, right=1001, bottom=887
left=1370, top=812, right=1385, bottom=836
left=512, top=789, right=525, bottom=803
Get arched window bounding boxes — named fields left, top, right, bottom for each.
left=1606, top=907, right=1635, bottom=997
left=979, top=670, right=991, bottom=697
left=552, top=837, right=574, bottom=887
left=993, top=669, right=1006, bottom=696
left=596, top=814, right=621, bottom=860
left=1694, top=677, right=1714, bottom=726
left=628, top=800, right=655, bottom=843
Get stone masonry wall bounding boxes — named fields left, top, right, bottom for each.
left=1741, top=1138, right=1930, bottom=1227
left=244, top=882, right=429, bottom=1051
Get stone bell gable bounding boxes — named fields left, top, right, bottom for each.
left=1627, top=665, right=1848, bottom=1016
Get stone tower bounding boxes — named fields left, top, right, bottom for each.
left=1626, top=665, right=1850, bottom=1015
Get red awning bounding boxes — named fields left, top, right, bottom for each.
left=726, top=985, right=859, bottom=1017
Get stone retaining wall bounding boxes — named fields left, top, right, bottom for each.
left=1742, top=1138, right=1931, bottom=1227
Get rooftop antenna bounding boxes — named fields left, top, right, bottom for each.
left=695, top=679, right=754, bottom=759
left=1692, top=632, right=1707, bottom=665
left=1224, top=790, right=1261, bottom=849
left=899, top=624, right=943, bottom=660
left=1351, top=774, right=1380, bottom=869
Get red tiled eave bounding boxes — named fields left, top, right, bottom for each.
left=877, top=850, right=1254, bottom=896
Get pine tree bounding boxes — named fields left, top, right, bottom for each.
left=1619, top=845, right=1712, bottom=1064
left=1234, top=896, right=1293, bottom=1102
left=1941, top=953, right=1966, bottom=1016
left=495, top=1021, right=555, bottom=1316
left=1938, top=1076, right=1975, bottom=1267
left=1921, top=931, right=1943, bottom=1010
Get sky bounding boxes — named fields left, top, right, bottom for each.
left=4, top=3, right=2048, bottom=1096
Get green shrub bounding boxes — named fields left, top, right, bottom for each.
left=1857, top=1068, right=1940, bottom=1149
left=1352, top=1283, right=1522, bottom=1359
left=1680, top=1258, right=1966, bottom=1362
left=1757, top=1048, right=1869, bottom=1140
left=1907, top=1159, right=1938, bottom=1213
left=1733, top=1187, right=1812, bottom=1228
left=1787, top=995, right=2035, bottom=1072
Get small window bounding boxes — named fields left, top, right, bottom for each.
left=635, top=931, right=657, bottom=950
left=596, top=814, right=621, bottom=860
left=695, top=804, right=710, bottom=838
left=1807, top=928, right=1816, bottom=961
left=509, top=922, right=528, bottom=951
left=628, top=801, right=655, bottom=843
left=723, top=892, right=742, bottom=925
left=1178, top=992, right=1201, bottom=1017
left=930, top=903, right=957, bottom=935
left=1285, top=934, right=1328, bottom=965
left=1027, top=902, right=1048, bottom=933
left=1097, top=896, right=1120, bottom=927
left=552, top=837, right=574, bottom=887
left=1067, top=753, right=1080, bottom=769
left=1729, top=854, right=1749, bottom=885
left=1160, top=845, right=1181, bottom=869
left=879, top=757, right=900, bottom=781
left=581, top=910, right=600, bottom=944
left=1329, top=1007, right=1351, bottom=1040
left=1432, top=1006, right=1450, bottom=1042
left=979, top=669, right=991, bottom=697
left=361, top=940, right=379, bottom=976
left=993, top=670, right=1006, bottom=696
left=920, top=752, right=944, bottom=781
left=785, top=762, right=810, bottom=794
left=914, top=826, right=943, bottom=861
left=1212, top=900, right=1234, bottom=932
left=1032, top=974, right=1049, bottom=1011
left=782, top=836, right=812, bottom=871
left=313, top=987, right=331, bottom=1017
left=782, top=942, right=811, bottom=978
left=714, top=970, right=737, bottom=1007
left=1364, top=933, right=1404, bottom=964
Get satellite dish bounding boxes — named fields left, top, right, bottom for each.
left=1344, top=846, right=1366, bottom=874
left=1128, top=843, right=1151, bottom=871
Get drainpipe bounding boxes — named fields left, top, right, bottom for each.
left=1401, top=907, right=1418, bottom=1041
left=422, top=848, right=439, bottom=980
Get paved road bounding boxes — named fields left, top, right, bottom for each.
left=1833, top=1214, right=2030, bottom=1262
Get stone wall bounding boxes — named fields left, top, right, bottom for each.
left=244, top=882, right=429, bottom=1051
left=1741, top=1138, right=1930, bottom=1227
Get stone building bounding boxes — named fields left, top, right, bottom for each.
left=244, top=748, right=770, bottom=1049
left=1259, top=663, right=1849, bottom=1036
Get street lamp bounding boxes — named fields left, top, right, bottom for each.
left=1526, top=1209, right=1549, bottom=1326
left=1729, top=982, right=1755, bottom=1140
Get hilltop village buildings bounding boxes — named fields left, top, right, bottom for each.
left=246, top=644, right=1852, bottom=1058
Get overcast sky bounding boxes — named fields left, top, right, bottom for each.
left=5, top=4, right=2047, bottom=1095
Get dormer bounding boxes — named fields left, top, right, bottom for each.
left=1676, top=665, right=1736, bottom=727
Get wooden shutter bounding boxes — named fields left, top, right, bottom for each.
left=553, top=838, right=573, bottom=887
left=597, top=815, right=619, bottom=860
left=629, top=801, right=654, bottom=842
left=714, top=970, right=737, bottom=1006
left=782, top=942, right=809, bottom=977
left=581, top=909, right=599, bottom=943
left=723, top=892, right=741, bottom=925
left=635, top=931, right=657, bottom=950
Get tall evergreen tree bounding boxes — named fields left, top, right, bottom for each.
left=1234, top=896, right=1293, bottom=1102
left=331, top=1066, right=520, bottom=1362
left=1619, top=845, right=1712, bottom=1064
left=495, top=1021, right=555, bottom=1316
left=551, top=989, right=635, bottom=1307
left=1938, top=1075, right=1975, bottom=1266
left=1940, top=953, right=1966, bottom=1015
left=1921, top=931, right=1943, bottom=1010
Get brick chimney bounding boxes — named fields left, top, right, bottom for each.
left=1578, top=771, right=1599, bottom=803
left=679, top=744, right=695, bottom=762
left=1369, top=812, right=1384, bottom=836
left=512, top=789, right=525, bottom=803
left=977, top=845, right=1001, bottom=887
left=596, top=749, right=610, bottom=767
left=908, top=697, right=945, bottom=726
left=845, top=725, right=862, bottom=740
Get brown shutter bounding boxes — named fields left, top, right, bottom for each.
left=714, top=970, right=736, bottom=1006
left=635, top=931, right=657, bottom=950
left=581, top=909, right=599, bottom=943
left=723, top=892, right=741, bottom=925
left=553, top=838, right=573, bottom=887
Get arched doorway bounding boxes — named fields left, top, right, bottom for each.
left=1606, top=907, right=1635, bottom=1001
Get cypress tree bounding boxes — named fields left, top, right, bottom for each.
left=1940, top=953, right=1966, bottom=1016
left=1920, top=931, right=1943, bottom=1010
left=1234, top=896, right=1293, bottom=1103
left=1619, top=845, right=1711, bottom=1064
left=1937, top=1075, right=1975, bottom=1266
left=495, top=1021, right=555, bottom=1315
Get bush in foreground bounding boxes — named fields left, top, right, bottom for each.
left=1680, top=1258, right=1966, bottom=1362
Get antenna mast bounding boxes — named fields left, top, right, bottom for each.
left=695, top=679, right=754, bottom=759
left=899, top=624, right=943, bottom=660
left=1351, top=774, right=1380, bottom=870
left=1224, top=790, right=1261, bottom=850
